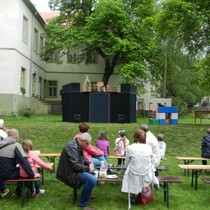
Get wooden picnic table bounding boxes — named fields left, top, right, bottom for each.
left=194, top=110, right=210, bottom=124
left=176, top=157, right=210, bottom=176
left=178, top=164, right=210, bottom=190
left=36, top=162, right=54, bottom=185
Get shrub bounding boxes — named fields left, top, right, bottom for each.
left=19, top=108, right=34, bottom=118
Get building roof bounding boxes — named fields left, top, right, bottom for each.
left=40, top=12, right=60, bottom=23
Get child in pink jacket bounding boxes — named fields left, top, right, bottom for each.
left=20, top=139, right=52, bottom=196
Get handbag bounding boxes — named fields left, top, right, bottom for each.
left=137, top=185, right=154, bottom=205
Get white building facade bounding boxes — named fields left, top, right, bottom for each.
left=0, top=0, right=122, bottom=115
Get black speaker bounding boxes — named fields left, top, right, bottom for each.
left=73, top=114, right=81, bottom=123
left=117, top=114, right=125, bottom=123
left=121, top=84, right=137, bottom=94
left=62, top=92, right=89, bottom=122
left=110, top=92, right=136, bottom=123
left=89, top=93, right=110, bottom=123
left=62, top=83, right=80, bottom=94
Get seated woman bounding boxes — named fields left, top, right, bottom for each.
left=121, top=128, right=158, bottom=209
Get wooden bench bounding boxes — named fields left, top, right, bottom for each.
left=201, top=177, right=210, bottom=184
left=72, top=176, right=123, bottom=205
left=176, top=157, right=210, bottom=176
left=178, top=164, right=210, bottom=190
left=6, top=177, right=40, bottom=207
left=157, top=176, right=182, bottom=208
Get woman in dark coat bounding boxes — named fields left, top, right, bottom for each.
left=201, top=128, right=210, bottom=165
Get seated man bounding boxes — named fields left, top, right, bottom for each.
left=0, top=119, right=7, bottom=140
left=57, top=132, right=97, bottom=210
left=0, top=129, right=40, bottom=198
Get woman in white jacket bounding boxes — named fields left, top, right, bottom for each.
left=121, top=128, right=157, bottom=209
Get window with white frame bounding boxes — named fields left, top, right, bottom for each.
left=22, top=16, right=28, bottom=44
left=67, top=47, right=79, bottom=63
left=48, top=81, right=57, bottom=97
left=87, top=50, right=98, bottom=64
left=33, top=28, right=38, bottom=53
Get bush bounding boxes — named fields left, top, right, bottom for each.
left=19, top=108, right=34, bottom=118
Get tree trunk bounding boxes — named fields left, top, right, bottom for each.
left=163, top=39, right=168, bottom=98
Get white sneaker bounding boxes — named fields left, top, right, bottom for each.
left=0, top=188, right=9, bottom=198
left=36, top=189, right=45, bottom=196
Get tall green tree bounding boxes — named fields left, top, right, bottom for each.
left=45, top=0, right=157, bottom=86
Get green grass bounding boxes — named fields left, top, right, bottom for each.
left=1, top=113, right=210, bottom=210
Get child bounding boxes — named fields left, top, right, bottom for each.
left=96, top=131, right=110, bottom=159
left=20, top=139, right=52, bottom=196
left=114, top=130, right=129, bottom=165
left=157, top=133, right=166, bottom=159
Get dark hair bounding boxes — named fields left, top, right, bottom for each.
left=79, top=122, right=89, bottom=133
left=119, top=130, right=126, bottom=137
left=99, top=131, right=107, bottom=140
left=207, top=128, right=210, bottom=135
left=133, top=129, right=146, bottom=143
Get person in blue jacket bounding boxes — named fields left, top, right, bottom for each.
left=201, top=127, right=210, bottom=165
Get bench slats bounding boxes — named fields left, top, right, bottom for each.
left=201, top=177, right=210, bottom=184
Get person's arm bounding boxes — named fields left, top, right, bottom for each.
left=85, top=145, right=104, bottom=156
left=31, top=152, right=52, bottom=171
left=14, top=146, right=35, bottom=178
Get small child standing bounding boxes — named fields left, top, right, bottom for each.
left=157, top=133, right=166, bottom=159
left=114, top=130, right=129, bottom=165
left=20, top=139, right=52, bottom=196
left=96, top=131, right=110, bottom=159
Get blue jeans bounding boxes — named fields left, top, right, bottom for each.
left=92, top=156, right=107, bottom=167
left=79, top=172, right=97, bottom=207
left=0, top=168, right=19, bottom=192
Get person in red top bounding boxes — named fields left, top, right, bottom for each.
left=20, top=139, right=53, bottom=196
left=74, top=122, right=106, bottom=167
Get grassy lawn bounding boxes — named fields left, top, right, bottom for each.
left=1, top=113, right=210, bottom=210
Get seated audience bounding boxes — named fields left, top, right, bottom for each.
left=0, top=119, right=8, bottom=140
left=96, top=131, right=109, bottom=159
left=139, top=124, right=161, bottom=167
left=121, top=129, right=158, bottom=209
left=57, top=133, right=96, bottom=210
left=201, top=127, right=210, bottom=165
left=20, top=139, right=52, bottom=196
left=157, top=133, right=166, bottom=159
left=0, top=129, right=40, bottom=198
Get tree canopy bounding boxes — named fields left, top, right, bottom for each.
left=45, top=0, right=157, bottom=87
left=45, top=0, right=210, bottom=111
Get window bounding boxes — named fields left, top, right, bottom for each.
left=22, top=16, right=28, bottom=44
left=20, top=68, right=26, bottom=95
left=87, top=50, right=98, bottom=64
left=40, top=35, right=44, bottom=56
left=48, top=52, right=60, bottom=63
left=33, top=28, right=38, bottom=53
left=48, top=81, right=57, bottom=97
left=67, top=48, right=79, bottom=63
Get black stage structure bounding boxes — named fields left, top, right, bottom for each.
left=61, top=83, right=136, bottom=123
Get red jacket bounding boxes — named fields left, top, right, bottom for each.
left=84, top=145, right=104, bottom=163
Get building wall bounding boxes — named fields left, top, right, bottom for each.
left=0, top=0, right=122, bottom=115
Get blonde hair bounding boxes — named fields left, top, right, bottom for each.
left=22, top=139, right=33, bottom=155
